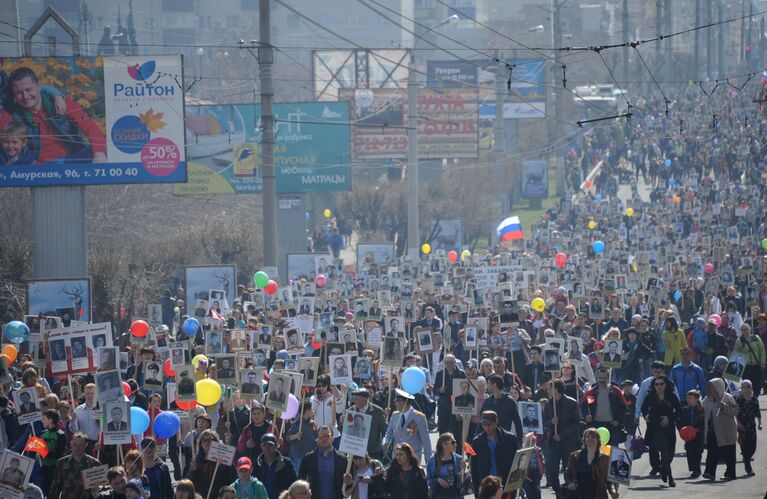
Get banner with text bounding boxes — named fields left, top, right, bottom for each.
left=0, top=55, right=186, bottom=186
left=174, top=102, right=350, bottom=195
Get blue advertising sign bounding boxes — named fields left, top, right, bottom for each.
left=175, top=102, right=350, bottom=195
left=508, top=58, right=546, bottom=102
left=0, top=55, right=187, bottom=186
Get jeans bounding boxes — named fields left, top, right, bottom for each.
left=543, top=441, right=576, bottom=492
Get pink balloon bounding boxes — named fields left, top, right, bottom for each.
left=709, top=314, right=722, bottom=328
left=704, top=262, right=714, bottom=274
left=316, top=275, right=327, bottom=288
left=281, top=394, right=300, bottom=420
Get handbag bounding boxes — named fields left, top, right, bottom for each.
left=629, top=427, right=648, bottom=460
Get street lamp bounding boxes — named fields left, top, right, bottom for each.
left=196, top=47, right=205, bottom=78
left=406, top=14, right=459, bottom=258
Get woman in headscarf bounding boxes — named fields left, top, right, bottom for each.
left=701, top=378, right=739, bottom=481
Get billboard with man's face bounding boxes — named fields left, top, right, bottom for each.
left=0, top=55, right=186, bottom=186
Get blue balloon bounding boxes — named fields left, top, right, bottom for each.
left=674, top=290, right=682, bottom=301
left=401, top=367, right=426, bottom=395
left=664, top=158, right=671, bottom=168
left=276, top=350, right=289, bottom=360
left=182, top=317, right=200, bottom=337
left=153, top=411, right=181, bottom=439
left=3, top=321, right=29, bottom=344
left=595, top=194, right=602, bottom=202
left=668, top=178, right=676, bottom=186
left=592, top=240, right=605, bottom=254
left=130, top=407, right=150, bottom=435
left=237, top=319, right=247, bottom=328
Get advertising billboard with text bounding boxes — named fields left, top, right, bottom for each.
left=174, top=102, right=350, bottom=195
left=0, top=55, right=186, bottom=186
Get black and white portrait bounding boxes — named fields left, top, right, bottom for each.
left=95, top=370, right=123, bottom=403
left=240, top=369, right=263, bottom=400
left=519, top=401, right=543, bottom=434
left=0, top=450, right=33, bottom=490
left=97, top=347, right=118, bottom=371
left=329, top=354, right=352, bottom=385
left=103, top=401, right=132, bottom=445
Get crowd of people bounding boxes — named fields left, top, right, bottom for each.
left=1, top=79, right=766, bottom=499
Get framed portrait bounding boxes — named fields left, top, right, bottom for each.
left=416, top=329, right=434, bottom=353
left=357, top=243, right=394, bottom=273
left=97, top=346, right=119, bottom=371
left=252, top=349, right=268, bottom=369
left=380, top=337, right=404, bottom=367
left=503, top=447, right=535, bottom=492
left=384, top=316, right=405, bottom=337
left=329, top=354, right=353, bottom=385
left=284, top=328, right=304, bottom=355
left=325, top=342, right=346, bottom=359
left=565, top=337, right=583, bottom=365
left=12, top=387, right=41, bottom=425
left=94, top=370, right=123, bottom=403
left=0, top=450, right=34, bottom=492
left=205, top=329, right=224, bottom=356
left=339, top=409, right=372, bottom=457
left=608, top=447, right=632, bottom=486
left=452, top=379, right=478, bottom=416
left=600, top=340, right=623, bottom=369
left=103, top=401, right=132, bottom=445
left=543, top=349, right=561, bottom=373
left=297, top=357, right=319, bottom=387
left=519, top=401, right=543, bottom=434
left=239, top=369, right=263, bottom=401
left=265, top=372, right=291, bottom=413
left=171, top=348, right=186, bottom=371
left=354, top=356, right=373, bottom=381
left=214, top=356, right=237, bottom=385
left=175, top=365, right=197, bottom=402
left=143, top=362, right=164, bottom=392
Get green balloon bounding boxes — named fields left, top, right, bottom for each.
left=253, top=271, right=269, bottom=288
left=596, top=427, right=611, bottom=446
left=762, top=238, right=767, bottom=250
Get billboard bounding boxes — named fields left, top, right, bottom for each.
left=521, top=160, right=548, bottom=199
left=0, top=55, right=186, bottom=186
left=341, top=88, right=478, bottom=160
left=26, top=278, right=91, bottom=324
left=417, top=88, right=478, bottom=159
left=427, top=60, right=478, bottom=88
left=174, top=102, right=350, bottom=195
left=340, top=88, right=408, bottom=160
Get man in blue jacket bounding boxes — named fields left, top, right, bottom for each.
left=470, top=411, right=518, bottom=492
left=669, top=347, right=706, bottom=406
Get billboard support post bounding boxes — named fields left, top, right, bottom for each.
left=25, top=7, right=88, bottom=280
left=492, top=51, right=507, bottom=246
left=259, top=0, right=278, bottom=271
left=406, top=53, right=419, bottom=259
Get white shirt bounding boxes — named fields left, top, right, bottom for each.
left=71, top=402, right=101, bottom=440
left=311, top=392, right=343, bottom=438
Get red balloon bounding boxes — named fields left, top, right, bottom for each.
left=164, top=358, right=176, bottom=377
left=175, top=394, right=198, bottom=411
left=130, top=320, right=150, bottom=337
left=704, top=262, right=714, bottom=274
left=679, top=425, right=698, bottom=442
left=316, top=275, right=327, bottom=288
left=447, top=250, right=458, bottom=263
left=555, top=252, right=568, bottom=269
left=584, top=179, right=592, bottom=188
left=122, top=381, right=132, bottom=398
left=264, top=279, right=278, bottom=295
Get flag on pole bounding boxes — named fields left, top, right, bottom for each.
left=496, top=216, right=524, bottom=241
left=210, top=307, right=223, bottom=322
left=24, top=436, right=49, bottom=458
left=463, top=441, right=477, bottom=456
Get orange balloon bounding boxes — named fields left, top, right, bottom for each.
left=1, top=345, right=16, bottom=364
left=673, top=195, right=681, bottom=203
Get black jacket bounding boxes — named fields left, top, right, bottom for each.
left=470, top=428, right=518, bottom=490
left=253, top=451, right=297, bottom=499
left=433, top=368, right=466, bottom=413
left=144, top=457, right=174, bottom=499
left=542, top=394, right=581, bottom=447
left=298, top=448, right=346, bottom=499
left=479, top=395, right=524, bottom=441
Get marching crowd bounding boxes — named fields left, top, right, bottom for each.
left=1, top=82, right=767, bottom=499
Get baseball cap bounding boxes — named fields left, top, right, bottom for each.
left=480, top=411, right=498, bottom=424
left=260, top=433, right=277, bottom=446
left=236, top=457, right=253, bottom=470
left=352, top=388, right=369, bottom=397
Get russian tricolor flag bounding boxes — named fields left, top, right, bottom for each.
left=496, top=216, right=524, bottom=241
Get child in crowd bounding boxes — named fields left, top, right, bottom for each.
left=621, top=380, right=637, bottom=435
left=678, top=389, right=705, bottom=478
left=735, top=380, right=761, bottom=476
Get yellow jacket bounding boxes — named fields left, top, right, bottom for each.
left=663, top=328, right=687, bottom=366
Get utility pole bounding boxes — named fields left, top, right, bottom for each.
left=719, top=0, right=725, bottom=78
left=741, top=0, right=746, bottom=63
left=622, top=0, right=629, bottom=85
left=664, top=0, right=672, bottom=83
left=259, top=0, right=278, bottom=270
left=406, top=52, right=419, bottom=258
left=694, top=0, right=700, bottom=80
left=707, top=0, right=713, bottom=78
left=494, top=50, right=507, bottom=225
left=553, top=0, right=564, bottom=196
left=656, top=0, right=662, bottom=79
left=748, top=2, right=754, bottom=67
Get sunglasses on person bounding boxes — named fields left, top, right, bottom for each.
left=654, top=382, right=665, bottom=387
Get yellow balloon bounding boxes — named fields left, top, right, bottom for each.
left=588, top=220, right=596, bottom=230
left=421, top=243, right=431, bottom=254
left=196, top=379, right=223, bottom=406
left=601, top=444, right=612, bottom=456
left=625, top=207, right=634, bottom=217
left=460, top=249, right=471, bottom=261
left=531, top=297, right=546, bottom=313
left=323, top=209, right=332, bottom=219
